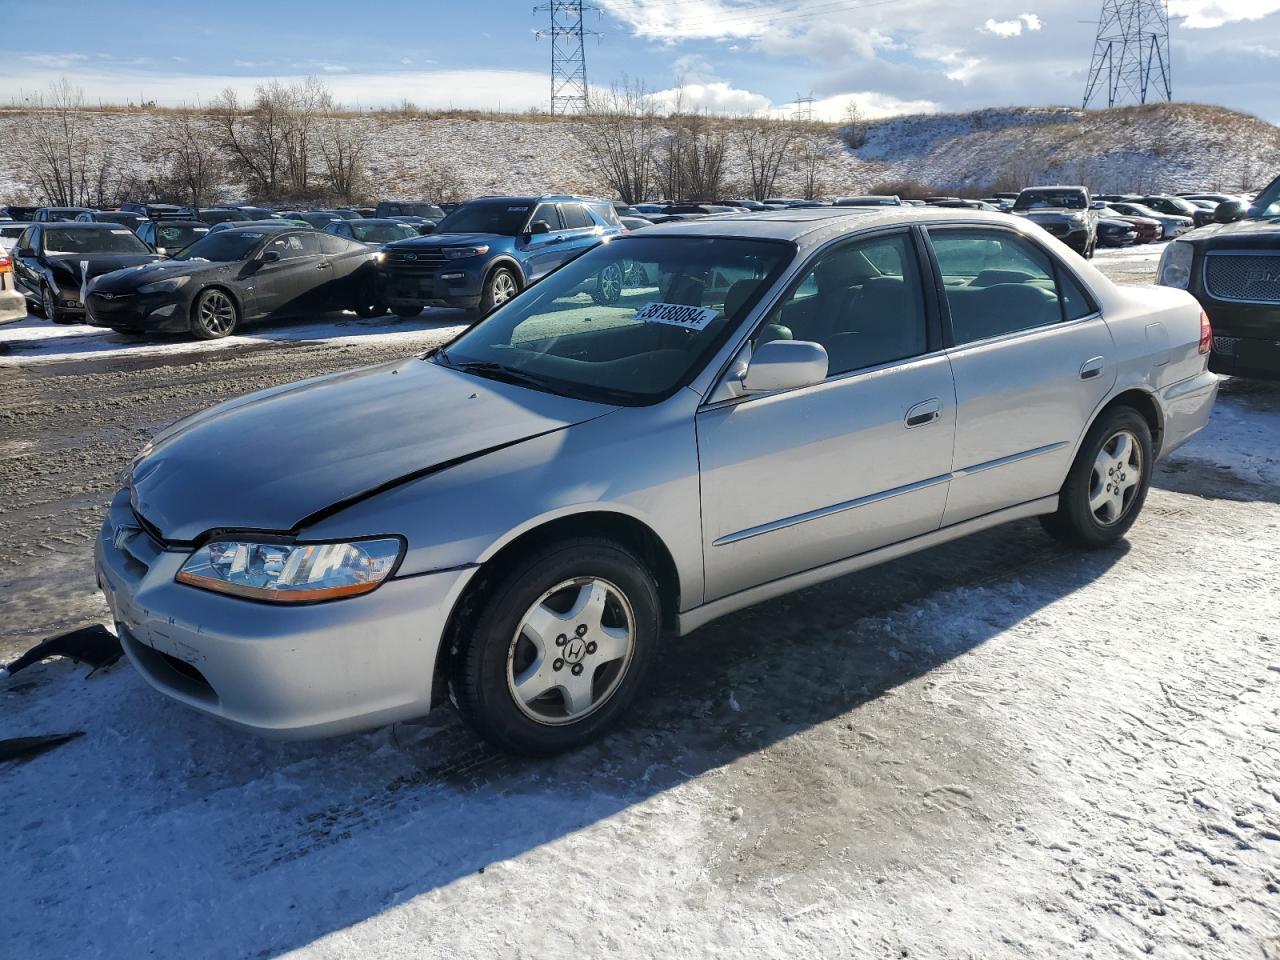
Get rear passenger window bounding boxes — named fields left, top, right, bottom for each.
left=559, top=203, right=593, bottom=229
left=318, top=234, right=353, bottom=255
left=1058, top=269, right=1095, bottom=321
left=929, top=229, right=1082, bottom=344
left=757, top=232, right=928, bottom=377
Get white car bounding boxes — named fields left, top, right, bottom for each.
left=0, top=252, right=27, bottom=325
left=0, top=221, right=26, bottom=254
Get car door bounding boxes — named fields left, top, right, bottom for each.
left=13, top=226, right=40, bottom=300
left=316, top=233, right=368, bottom=307
left=521, top=203, right=567, bottom=281
left=555, top=202, right=602, bottom=264
left=252, top=232, right=327, bottom=317
left=696, top=229, right=957, bottom=602
left=926, top=226, right=1116, bottom=526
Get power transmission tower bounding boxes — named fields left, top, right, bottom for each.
left=793, top=92, right=816, bottom=123
left=534, top=1, right=601, bottom=115
left=1082, top=0, right=1172, bottom=108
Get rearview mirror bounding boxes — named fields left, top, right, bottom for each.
left=742, top=340, right=828, bottom=393
left=259, top=249, right=281, bottom=263
left=1214, top=199, right=1248, bottom=224
left=527, top=220, right=551, bottom=236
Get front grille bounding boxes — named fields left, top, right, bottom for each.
left=1204, top=253, right=1280, bottom=303
left=1040, top=222, right=1068, bottom=236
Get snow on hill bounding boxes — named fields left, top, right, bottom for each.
left=0, top=101, right=1275, bottom=204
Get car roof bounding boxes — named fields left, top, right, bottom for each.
left=149, top=219, right=210, bottom=227
left=344, top=218, right=417, bottom=225
left=629, top=206, right=1019, bottom=250
left=37, top=221, right=124, bottom=229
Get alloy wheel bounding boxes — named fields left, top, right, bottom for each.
left=492, top=271, right=517, bottom=305
left=197, top=291, right=236, bottom=336
left=596, top=263, right=623, bottom=303
left=1089, top=430, right=1142, bottom=526
left=506, top=577, right=636, bottom=725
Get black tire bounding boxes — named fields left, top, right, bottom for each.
left=393, top=305, right=422, bottom=319
left=478, top=266, right=519, bottom=315
left=354, top=277, right=387, bottom=318
left=43, top=284, right=73, bottom=324
left=449, top=537, right=660, bottom=756
left=190, top=287, right=239, bottom=340
left=590, top=262, right=624, bottom=305
left=1040, top=406, right=1152, bottom=548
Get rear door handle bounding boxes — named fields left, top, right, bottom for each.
left=905, top=398, right=942, bottom=428
left=1079, top=356, right=1105, bottom=380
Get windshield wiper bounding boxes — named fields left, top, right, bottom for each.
left=443, top=359, right=555, bottom=391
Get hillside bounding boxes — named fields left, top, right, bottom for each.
left=0, top=101, right=1276, bottom=204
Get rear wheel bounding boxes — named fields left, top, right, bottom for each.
left=591, top=262, right=624, bottom=304
left=394, top=305, right=422, bottom=319
left=479, top=266, right=519, bottom=315
left=1040, top=407, right=1152, bottom=548
left=449, top=537, right=659, bottom=755
left=190, top=288, right=238, bottom=340
left=354, top=277, right=387, bottom=318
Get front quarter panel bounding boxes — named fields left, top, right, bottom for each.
left=304, top=393, right=706, bottom=611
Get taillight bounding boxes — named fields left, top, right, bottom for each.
left=0, top=255, right=11, bottom=273
left=1198, top=310, right=1212, bottom=355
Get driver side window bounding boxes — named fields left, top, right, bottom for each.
left=756, top=232, right=928, bottom=377
left=531, top=204, right=563, bottom=232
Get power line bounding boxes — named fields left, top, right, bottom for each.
left=535, top=1, right=602, bottom=115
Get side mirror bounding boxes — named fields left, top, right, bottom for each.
left=1214, top=199, right=1248, bottom=224
left=742, top=340, right=828, bottom=393
left=527, top=220, right=551, bottom=236
left=417, top=223, right=436, bottom=235
left=259, top=249, right=281, bottom=263
left=15, top=247, right=33, bottom=258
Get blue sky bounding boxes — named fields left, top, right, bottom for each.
left=9, top=0, right=1280, bottom=121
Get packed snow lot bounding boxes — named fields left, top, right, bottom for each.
left=2, top=246, right=1278, bottom=960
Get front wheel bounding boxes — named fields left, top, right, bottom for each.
left=479, top=266, right=519, bottom=315
left=449, top=537, right=659, bottom=755
left=1040, top=407, right=1152, bottom=548
left=190, top=288, right=239, bottom=340
left=354, top=278, right=387, bottom=318
left=43, top=284, right=73, bottom=324
left=591, top=262, right=624, bottom=304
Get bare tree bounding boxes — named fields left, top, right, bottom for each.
left=576, top=78, right=659, bottom=204
left=737, top=112, right=797, bottom=201
left=316, top=114, right=369, bottom=202
left=837, top=100, right=868, bottom=151
left=152, top=108, right=223, bottom=207
left=15, top=79, right=96, bottom=205
left=793, top=121, right=828, bottom=200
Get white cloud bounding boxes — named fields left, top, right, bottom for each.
left=649, top=80, right=772, bottom=114
left=1169, top=0, right=1280, bottom=29
left=21, top=53, right=88, bottom=69
left=810, top=91, right=939, bottom=121
left=980, top=13, right=1043, bottom=38
left=8, top=66, right=555, bottom=111
left=597, top=0, right=773, bottom=41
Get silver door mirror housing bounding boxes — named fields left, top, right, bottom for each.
left=742, top=339, right=828, bottom=393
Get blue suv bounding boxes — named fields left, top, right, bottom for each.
left=375, top=195, right=623, bottom=317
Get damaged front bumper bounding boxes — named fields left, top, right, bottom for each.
left=95, top=489, right=476, bottom=738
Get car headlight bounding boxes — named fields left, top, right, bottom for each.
left=372, top=250, right=387, bottom=264
left=137, top=276, right=189, bottom=295
left=176, top=537, right=403, bottom=603
left=442, top=245, right=489, bottom=260
left=1157, top=240, right=1194, bottom=289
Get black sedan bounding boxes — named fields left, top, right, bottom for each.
left=1158, top=173, right=1280, bottom=380
left=85, top=224, right=382, bottom=339
left=11, top=223, right=163, bottom=322
left=75, top=210, right=149, bottom=231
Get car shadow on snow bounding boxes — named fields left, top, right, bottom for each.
left=2, top=517, right=1128, bottom=958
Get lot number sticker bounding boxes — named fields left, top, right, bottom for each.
left=634, top=301, right=720, bottom=330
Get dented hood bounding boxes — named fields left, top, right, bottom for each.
left=128, top=356, right=614, bottom=541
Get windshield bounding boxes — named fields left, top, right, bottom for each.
left=43, top=228, right=149, bottom=255
left=173, top=231, right=263, bottom=262
left=1151, top=196, right=1198, bottom=215
left=1248, top=175, right=1280, bottom=218
left=435, top=236, right=793, bottom=405
left=1013, top=190, right=1087, bottom=211
left=434, top=200, right=533, bottom=236
left=352, top=222, right=419, bottom=243
left=1118, top=203, right=1160, bottom=218
left=154, top=224, right=210, bottom=251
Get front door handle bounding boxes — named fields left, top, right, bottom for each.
left=316, top=261, right=332, bottom=270
left=1079, top=356, right=1105, bottom=380
left=905, top=398, right=943, bottom=428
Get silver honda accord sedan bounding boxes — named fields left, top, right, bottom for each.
left=97, top=207, right=1218, bottom=754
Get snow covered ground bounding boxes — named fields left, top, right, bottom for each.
left=2, top=246, right=1278, bottom=960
